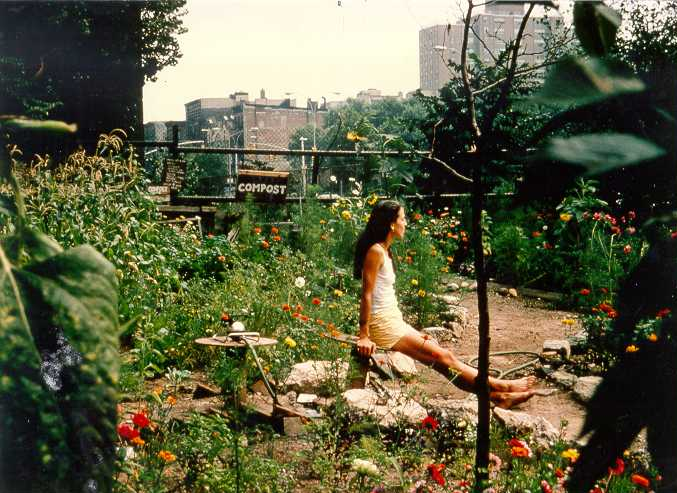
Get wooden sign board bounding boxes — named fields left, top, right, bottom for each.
left=147, top=185, right=170, bottom=203
left=235, top=169, right=289, bottom=203
left=162, top=158, right=187, bottom=191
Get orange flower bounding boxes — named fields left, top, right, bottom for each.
left=580, top=288, right=590, bottom=296
left=312, top=297, right=321, bottom=305
left=131, top=436, right=145, bottom=447
left=300, top=315, right=309, bottom=322
left=272, top=235, right=281, bottom=242
left=253, top=227, right=262, bottom=234
left=261, top=240, right=270, bottom=249
left=166, top=395, right=177, bottom=406
left=623, top=244, right=632, bottom=254
left=221, top=313, right=230, bottom=321
left=532, top=231, right=542, bottom=238
left=413, top=213, right=422, bottom=221
left=511, top=446, right=531, bottom=458
left=271, top=226, right=279, bottom=234
left=158, top=450, right=176, bottom=463
left=631, top=474, right=650, bottom=489
left=282, top=304, right=291, bottom=312
left=217, top=255, right=226, bottom=262
left=316, top=319, right=324, bottom=325
left=295, top=304, right=303, bottom=313
left=648, top=333, right=658, bottom=342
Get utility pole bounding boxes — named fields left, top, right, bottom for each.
left=299, top=136, right=308, bottom=196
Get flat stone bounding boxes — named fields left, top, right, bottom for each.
left=469, top=282, right=478, bottom=291
left=282, top=360, right=349, bottom=395
left=436, top=294, right=460, bottom=305
left=449, top=282, right=460, bottom=292
left=421, top=326, right=453, bottom=343
left=540, top=350, right=564, bottom=366
left=497, top=287, right=509, bottom=296
left=387, top=351, right=418, bottom=377
left=460, top=281, right=470, bottom=289
left=572, top=376, right=603, bottom=403
left=567, top=331, right=589, bottom=354
left=426, top=398, right=478, bottom=426
left=549, top=370, right=578, bottom=389
left=543, top=340, right=571, bottom=359
left=440, top=306, right=469, bottom=327
left=508, top=288, right=518, bottom=298
left=493, top=407, right=559, bottom=449
left=250, top=379, right=271, bottom=396
left=296, top=393, right=318, bottom=404
left=342, top=388, right=427, bottom=428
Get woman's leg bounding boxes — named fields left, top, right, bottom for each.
left=391, top=333, right=536, bottom=397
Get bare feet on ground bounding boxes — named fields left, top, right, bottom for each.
left=496, top=375, right=537, bottom=393
left=490, top=390, right=535, bottom=409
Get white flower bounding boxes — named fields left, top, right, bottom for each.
left=158, top=328, right=169, bottom=337
left=351, top=458, right=378, bottom=476
left=542, top=225, right=548, bottom=231
left=330, top=175, right=337, bottom=183
left=351, top=189, right=359, bottom=196
left=294, top=276, right=306, bottom=288
left=348, top=177, right=355, bottom=182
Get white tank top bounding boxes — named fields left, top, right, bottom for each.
left=371, top=244, right=398, bottom=313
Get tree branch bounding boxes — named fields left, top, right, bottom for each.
left=429, top=118, right=473, bottom=183
left=460, top=0, right=481, bottom=146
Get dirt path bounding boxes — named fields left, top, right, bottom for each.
left=409, top=287, right=588, bottom=442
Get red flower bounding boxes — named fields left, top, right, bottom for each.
left=541, top=480, right=553, bottom=493
left=631, top=474, right=650, bottom=489
left=511, top=446, right=531, bottom=458
left=221, top=313, right=230, bottom=321
left=426, top=209, right=433, bottom=215
left=590, top=487, right=604, bottom=493
left=628, top=210, right=636, bottom=220
left=413, top=213, right=422, bottom=221
left=271, top=226, right=279, bottom=234
left=593, top=212, right=602, bottom=221
left=316, top=319, right=324, bottom=325
left=300, top=315, right=309, bottom=322
left=282, top=304, right=291, bottom=312
left=295, top=304, right=303, bottom=312
left=600, top=287, right=608, bottom=294
left=671, top=231, right=677, bottom=239
left=272, top=235, right=282, bottom=242
left=555, top=468, right=565, bottom=478
left=132, top=412, right=150, bottom=429
left=261, top=240, right=270, bottom=249
left=117, top=424, right=140, bottom=441
left=427, top=463, right=445, bottom=486
left=543, top=242, right=553, bottom=250
left=608, top=458, right=624, bottom=476
left=532, top=231, right=542, bottom=238
left=657, top=308, right=671, bottom=319
left=312, top=297, right=321, bottom=305
left=421, top=415, right=439, bottom=431
left=580, top=288, right=591, bottom=296
left=611, top=226, right=621, bottom=235
left=606, top=309, right=618, bottom=319
left=623, top=244, right=632, bottom=254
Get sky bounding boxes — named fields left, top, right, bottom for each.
left=142, top=0, right=467, bottom=122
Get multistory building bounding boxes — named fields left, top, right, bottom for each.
left=419, top=1, right=563, bottom=95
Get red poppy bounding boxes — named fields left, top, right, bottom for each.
left=421, top=415, right=439, bottom=431
left=312, top=298, right=321, bottom=305
left=631, top=474, right=650, bottom=489
left=132, top=412, right=150, bottom=429
left=608, top=458, right=624, bottom=476
left=117, top=424, right=140, bottom=441
left=427, top=463, right=445, bottom=486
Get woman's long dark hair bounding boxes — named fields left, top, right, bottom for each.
left=353, top=200, right=401, bottom=279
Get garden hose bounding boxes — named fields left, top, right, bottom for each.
left=467, top=351, right=541, bottom=379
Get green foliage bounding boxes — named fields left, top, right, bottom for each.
left=573, top=1, right=621, bottom=57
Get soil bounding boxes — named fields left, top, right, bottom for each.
left=411, top=286, right=588, bottom=442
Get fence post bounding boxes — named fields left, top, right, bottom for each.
left=171, top=125, right=179, bottom=158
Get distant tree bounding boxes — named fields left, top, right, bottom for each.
left=0, top=1, right=187, bottom=146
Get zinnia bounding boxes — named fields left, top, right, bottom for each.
left=312, top=297, right=321, bottom=305
left=158, top=450, right=176, bottom=463
left=631, top=474, right=650, bottom=488
left=117, top=424, right=139, bottom=441
left=132, top=412, right=150, bottom=429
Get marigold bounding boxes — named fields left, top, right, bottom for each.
left=272, top=235, right=281, bottom=242
left=512, top=446, right=531, bottom=458
left=625, top=344, right=639, bottom=353
left=158, top=450, right=176, bottom=463
left=560, top=213, right=572, bottom=222
left=253, top=227, right=262, bottom=234
left=648, top=333, right=658, bottom=342
left=631, top=474, right=650, bottom=488
left=561, top=448, right=579, bottom=462
left=166, top=395, right=177, bottom=406
left=341, top=210, right=352, bottom=220
left=131, top=436, right=145, bottom=447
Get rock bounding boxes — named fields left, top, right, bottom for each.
left=497, top=287, right=509, bottom=296
left=469, top=282, right=478, bottom=291
left=282, top=361, right=349, bottom=395
left=283, top=391, right=297, bottom=404
left=426, top=398, right=478, bottom=426
left=540, top=351, right=563, bottom=366
left=543, top=340, right=571, bottom=360
left=573, top=376, right=603, bottom=403
left=250, top=379, right=271, bottom=396
left=440, top=306, right=469, bottom=327
left=449, top=282, right=460, bottom=292
left=493, top=407, right=560, bottom=449
left=460, top=281, right=470, bottom=289
left=436, top=294, right=460, bottom=305
left=422, top=326, right=454, bottom=343
left=296, top=393, right=318, bottom=404
left=283, top=417, right=306, bottom=437
left=508, top=288, right=518, bottom=298
left=342, top=388, right=427, bottom=428
left=387, top=351, right=418, bottom=377
left=549, top=370, right=578, bottom=389
left=193, top=383, right=221, bottom=399
left=567, top=331, right=589, bottom=354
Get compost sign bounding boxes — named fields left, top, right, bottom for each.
left=162, top=158, right=187, bottom=191
left=236, top=169, right=289, bottom=202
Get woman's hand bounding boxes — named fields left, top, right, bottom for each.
left=357, top=336, right=377, bottom=357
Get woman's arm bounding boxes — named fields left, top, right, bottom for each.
left=357, top=246, right=381, bottom=356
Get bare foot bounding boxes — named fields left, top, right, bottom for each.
left=499, top=375, right=537, bottom=393
left=490, top=390, right=535, bottom=409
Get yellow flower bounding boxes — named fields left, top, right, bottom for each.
left=560, top=213, right=572, bottom=222
left=446, top=256, right=454, bottom=264
left=158, top=450, right=176, bottom=462
left=367, top=194, right=379, bottom=206
left=319, top=219, right=326, bottom=224
left=346, top=131, right=367, bottom=142
left=334, top=289, right=344, bottom=297
left=561, top=318, right=575, bottom=326
left=284, top=336, right=297, bottom=348
left=625, top=344, right=639, bottom=353
left=166, top=395, right=177, bottom=406
left=410, top=279, right=419, bottom=286
left=417, top=289, right=426, bottom=298
left=421, top=228, right=429, bottom=236
left=561, top=449, right=579, bottom=462
left=648, top=333, right=658, bottom=342
left=440, top=267, right=449, bottom=273
left=341, top=210, right=352, bottom=221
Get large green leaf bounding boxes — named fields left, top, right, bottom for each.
left=573, top=1, right=621, bottom=57
left=543, top=133, right=666, bottom=175
left=0, top=236, right=119, bottom=493
left=530, top=57, right=645, bottom=108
